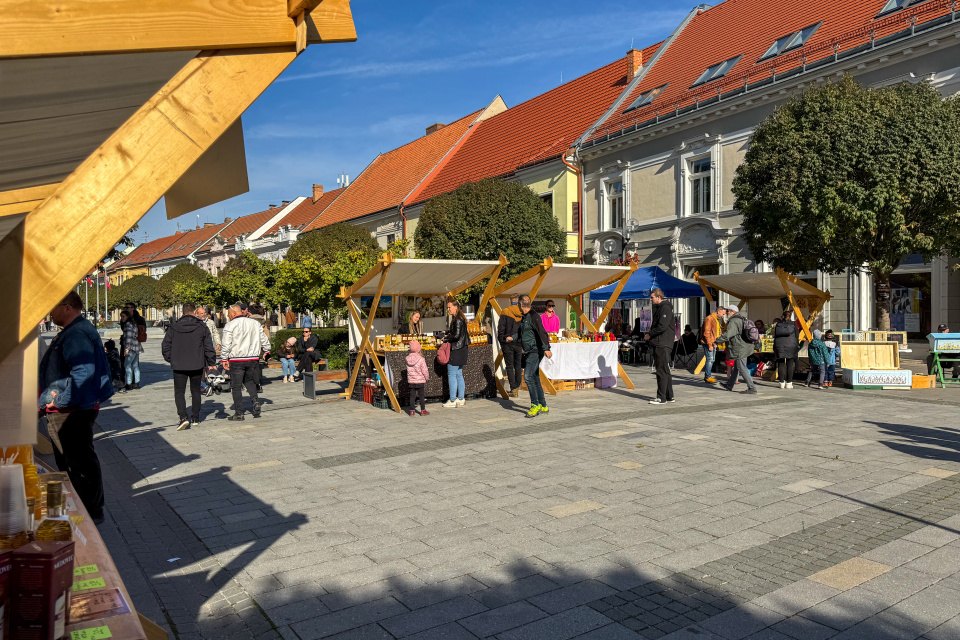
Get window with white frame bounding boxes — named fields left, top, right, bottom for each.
left=605, top=180, right=624, bottom=230
left=689, top=157, right=712, bottom=215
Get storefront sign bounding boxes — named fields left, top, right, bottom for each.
left=851, top=370, right=912, bottom=388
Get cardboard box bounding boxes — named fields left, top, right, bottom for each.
left=912, top=375, right=935, bottom=389
left=11, top=541, right=75, bottom=640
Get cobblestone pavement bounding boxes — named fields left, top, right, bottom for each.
left=88, top=348, right=960, bottom=639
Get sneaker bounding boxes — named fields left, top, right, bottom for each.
left=816, top=385, right=824, bottom=390
left=705, top=377, right=717, bottom=384
left=527, top=405, right=541, bottom=417
left=91, top=512, right=105, bottom=525
left=666, top=399, right=676, bottom=403
left=409, top=410, right=416, bottom=417
left=420, top=410, right=430, bottom=416
left=649, top=398, right=665, bottom=405
left=539, top=405, right=549, bottom=413
left=252, top=403, right=262, bottom=418
left=779, top=381, right=786, bottom=389
left=177, top=418, right=190, bottom=431
left=442, top=400, right=457, bottom=408
left=456, top=399, right=466, bottom=408
left=227, top=412, right=244, bottom=421
left=743, top=388, right=758, bottom=394
left=190, top=421, right=200, bottom=428
left=786, top=382, right=794, bottom=389
left=510, top=389, right=520, bottom=398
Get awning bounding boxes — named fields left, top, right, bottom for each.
left=344, top=258, right=502, bottom=297
left=590, top=266, right=704, bottom=300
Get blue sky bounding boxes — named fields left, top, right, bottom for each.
left=135, top=0, right=689, bottom=244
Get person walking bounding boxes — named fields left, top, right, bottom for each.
left=698, top=305, right=727, bottom=384
left=197, top=306, right=221, bottom=352
left=285, top=306, right=296, bottom=329
left=302, top=312, right=313, bottom=330
left=221, top=304, right=271, bottom=420
left=773, top=314, right=802, bottom=389
left=645, top=288, right=676, bottom=404
left=161, top=303, right=217, bottom=430
left=518, top=295, right=552, bottom=417
left=120, top=309, right=142, bottom=390
left=39, top=291, right=113, bottom=523
left=496, top=294, right=523, bottom=397
left=442, top=299, right=470, bottom=408
left=279, top=337, right=297, bottom=382
left=720, top=305, right=757, bottom=394
left=806, top=330, right=830, bottom=390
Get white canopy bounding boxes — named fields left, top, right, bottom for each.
left=496, top=263, right=630, bottom=298
left=346, top=258, right=502, bottom=297
left=697, top=272, right=822, bottom=299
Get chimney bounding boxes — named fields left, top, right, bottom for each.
left=425, top=122, right=446, bottom=135
left=204, top=222, right=215, bottom=227
left=282, top=200, right=290, bottom=206
left=224, top=217, right=232, bottom=223
left=626, top=49, right=643, bottom=81
left=312, top=184, right=323, bottom=202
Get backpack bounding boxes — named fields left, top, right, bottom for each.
left=740, top=316, right=759, bottom=342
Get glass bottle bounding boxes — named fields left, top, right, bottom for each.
left=35, top=481, right=72, bottom=542
left=23, top=464, right=42, bottom=522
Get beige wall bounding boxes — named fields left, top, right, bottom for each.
left=630, top=158, right=677, bottom=222
left=583, top=181, right=600, bottom=235
left=721, top=139, right=749, bottom=208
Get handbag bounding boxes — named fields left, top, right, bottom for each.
left=437, top=341, right=451, bottom=365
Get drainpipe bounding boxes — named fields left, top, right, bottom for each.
left=399, top=203, right=407, bottom=255
left=560, top=154, right=583, bottom=264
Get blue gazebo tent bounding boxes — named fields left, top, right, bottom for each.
left=590, top=266, right=704, bottom=300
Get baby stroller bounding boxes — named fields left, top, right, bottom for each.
left=204, top=366, right=229, bottom=397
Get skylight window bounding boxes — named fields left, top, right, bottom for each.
left=878, top=0, right=927, bottom=15
left=624, top=84, right=669, bottom=113
left=691, top=55, right=743, bottom=87
left=759, top=23, right=821, bottom=61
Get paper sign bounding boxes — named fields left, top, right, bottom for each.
left=73, top=578, right=106, bottom=592
left=70, top=626, right=112, bottom=640
left=70, top=588, right=131, bottom=623
left=74, top=564, right=99, bottom=576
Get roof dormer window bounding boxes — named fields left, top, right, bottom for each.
left=877, top=0, right=927, bottom=16
left=759, top=23, right=821, bottom=61
left=691, top=54, right=743, bottom=88
left=624, top=83, right=669, bottom=113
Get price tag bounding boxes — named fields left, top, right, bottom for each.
left=72, top=577, right=106, bottom=592
left=70, top=626, right=112, bottom=640
left=74, top=564, right=99, bottom=576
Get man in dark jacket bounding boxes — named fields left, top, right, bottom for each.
left=644, top=288, right=675, bottom=404
left=496, top=294, right=522, bottom=396
left=295, top=326, right=321, bottom=379
left=518, top=295, right=553, bottom=417
left=162, top=303, right=217, bottom=430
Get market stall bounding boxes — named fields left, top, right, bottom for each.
left=490, top=259, right=637, bottom=398
left=340, top=253, right=507, bottom=412
left=590, top=265, right=705, bottom=332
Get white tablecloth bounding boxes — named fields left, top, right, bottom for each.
left=539, top=342, right=619, bottom=380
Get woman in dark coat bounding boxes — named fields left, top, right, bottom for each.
left=443, top=299, right=469, bottom=408
left=773, top=315, right=802, bottom=389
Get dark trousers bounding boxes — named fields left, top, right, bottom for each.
left=298, top=351, right=320, bottom=373
left=776, top=358, right=796, bottom=382
left=173, top=369, right=203, bottom=421
left=47, top=410, right=104, bottom=518
left=502, top=342, right=522, bottom=390
left=409, top=383, right=425, bottom=411
left=807, top=364, right=826, bottom=387
left=229, top=360, right=260, bottom=413
left=726, top=357, right=756, bottom=390
left=653, top=345, right=674, bottom=401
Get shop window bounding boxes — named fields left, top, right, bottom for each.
left=689, top=157, right=712, bottom=215
left=605, top=180, right=624, bottom=230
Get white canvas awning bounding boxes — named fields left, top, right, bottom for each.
left=345, top=258, right=502, bottom=297
left=696, top=272, right=824, bottom=299
left=495, top=263, right=631, bottom=298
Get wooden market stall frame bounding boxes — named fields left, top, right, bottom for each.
left=488, top=259, right=638, bottom=399
left=339, top=252, right=508, bottom=413
left=692, top=268, right=832, bottom=374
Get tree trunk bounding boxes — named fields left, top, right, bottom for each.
left=874, top=272, right=891, bottom=331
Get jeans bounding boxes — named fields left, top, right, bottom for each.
left=409, top=383, right=425, bottom=411
left=124, top=351, right=140, bottom=385
left=702, top=345, right=716, bottom=380
left=229, top=360, right=260, bottom=413
left=447, top=364, right=465, bottom=401
left=654, top=346, right=674, bottom=401
left=286, top=324, right=295, bottom=329
left=777, top=358, right=796, bottom=383
left=523, top=351, right=546, bottom=407
left=173, top=369, right=203, bottom=421
left=47, top=409, right=104, bottom=518
left=807, top=364, right=826, bottom=387
left=502, top=342, right=523, bottom=390
left=825, top=364, right=836, bottom=382
left=280, top=357, right=296, bottom=377
left=725, top=357, right=756, bottom=391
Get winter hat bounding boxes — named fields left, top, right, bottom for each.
left=813, top=329, right=822, bottom=340
left=285, top=337, right=296, bottom=346
left=724, top=305, right=739, bottom=313
left=409, top=339, right=421, bottom=353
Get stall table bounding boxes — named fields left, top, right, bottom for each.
left=539, top=341, right=619, bottom=384
left=382, top=343, right=496, bottom=403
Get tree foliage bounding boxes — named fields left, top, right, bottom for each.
left=216, top=250, right=282, bottom=309
left=276, top=250, right=377, bottom=318
left=154, top=263, right=210, bottom=309
left=112, top=275, right=156, bottom=313
left=414, top=178, right=565, bottom=281
left=733, top=75, right=960, bottom=329
left=286, top=222, right=380, bottom=263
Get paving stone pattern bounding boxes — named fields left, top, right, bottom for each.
left=82, top=346, right=960, bottom=639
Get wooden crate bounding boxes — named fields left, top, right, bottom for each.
left=912, top=375, right=935, bottom=389
left=840, top=341, right=900, bottom=370
left=554, top=380, right=577, bottom=392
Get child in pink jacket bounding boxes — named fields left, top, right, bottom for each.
left=406, top=339, right=430, bottom=416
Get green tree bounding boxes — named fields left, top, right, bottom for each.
left=414, top=178, right=565, bottom=281
left=173, top=275, right=223, bottom=308
left=154, top=263, right=209, bottom=309
left=277, top=250, right=377, bottom=318
left=286, top=222, right=380, bottom=263
left=733, top=75, right=960, bottom=330
left=216, top=251, right=282, bottom=309
left=113, top=275, right=156, bottom=315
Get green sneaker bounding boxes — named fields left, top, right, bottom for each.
left=527, top=405, right=541, bottom=417
left=539, top=405, right=549, bottom=413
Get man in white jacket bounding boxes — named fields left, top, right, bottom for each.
left=221, top=304, right=271, bottom=420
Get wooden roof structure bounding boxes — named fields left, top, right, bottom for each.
left=0, top=0, right=357, bottom=446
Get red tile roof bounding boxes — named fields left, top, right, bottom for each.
left=410, top=47, right=661, bottom=204
left=304, top=110, right=482, bottom=230
left=112, top=235, right=179, bottom=268
left=216, top=206, right=284, bottom=245
left=263, top=189, right=343, bottom=236
left=587, top=0, right=954, bottom=143
left=154, top=221, right=234, bottom=262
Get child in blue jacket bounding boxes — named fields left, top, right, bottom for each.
left=823, top=330, right=841, bottom=388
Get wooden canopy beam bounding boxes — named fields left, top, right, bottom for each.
left=527, top=258, right=553, bottom=300
left=476, top=255, right=509, bottom=320
left=569, top=263, right=635, bottom=297
left=594, top=265, right=635, bottom=329
left=776, top=269, right=813, bottom=342
left=0, top=0, right=356, bottom=59
left=492, top=260, right=547, bottom=297
left=778, top=268, right=834, bottom=302
left=447, top=255, right=507, bottom=299
left=0, top=47, right=299, bottom=363
left=0, top=184, right=58, bottom=218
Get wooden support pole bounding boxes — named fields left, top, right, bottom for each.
left=488, top=298, right=510, bottom=400
left=492, top=261, right=546, bottom=297
left=595, top=269, right=632, bottom=329
left=339, top=253, right=390, bottom=299
left=527, top=262, right=551, bottom=300
left=342, top=261, right=389, bottom=400
left=0, top=184, right=58, bottom=218
left=776, top=268, right=813, bottom=341
left=475, top=255, right=508, bottom=320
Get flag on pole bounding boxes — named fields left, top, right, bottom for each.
left=86, top=277, right=94, bottom=287
left=105, top=280, right=112, bottom=290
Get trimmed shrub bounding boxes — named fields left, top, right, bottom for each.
left=326, top=343, right=349, bottom=371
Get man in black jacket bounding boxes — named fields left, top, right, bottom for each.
left=518, top=295, right=553, bottom=417
left=496, top=294, right=522, bottom=396
left=644, top=288, right=676, bottom=405
left=294, top=327, right=321, bottom=379
left=162, top=303, right=217, bottom=430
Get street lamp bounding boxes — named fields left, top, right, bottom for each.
left=604, top=218, right=640, bottom=261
